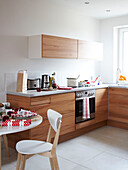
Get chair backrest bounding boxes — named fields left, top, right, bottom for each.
left=47, top=109, right=62, bottom=132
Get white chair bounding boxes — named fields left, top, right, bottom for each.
left=16, top=109, right=62, bottom=170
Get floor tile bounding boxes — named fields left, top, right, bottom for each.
left=57, top=141, right=102, bottom=166
left=70, top=165, right=91, bottom=170
left=25, top=154, right=80, bottom=170
left=1, top=126, right=128, bottom=170
left=83, top=152, right=128, bottom=170
left=71, top=127, right=128, bottom=160
left=85, top=126, right=128, bottom=142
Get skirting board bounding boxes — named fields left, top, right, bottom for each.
left=59, top=120, right=107, bottom=143
left=107, top=120, right=128, bottom=130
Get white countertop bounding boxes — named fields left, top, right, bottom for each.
left=109, top=84, right=128, bottom=88
left=7, top=84, right=108, bottom=97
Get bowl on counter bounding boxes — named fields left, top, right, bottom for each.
left=78, top=81, right=85, bottom=87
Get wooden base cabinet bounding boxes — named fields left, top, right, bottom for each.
left=7, top=89, right=109, bottom=148
left=108, top=88, right=128, bottom=129
left=7, top=93, right=75, bottom=147
left=95, top=88, right=108, bottom=123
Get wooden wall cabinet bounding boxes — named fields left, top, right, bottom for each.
left=42, top=35, right=77, bottom=59
left=95, top=88, right=108, bottom=123
left=108, top=88, right=128, bottom=129
left=78, top=40, right=103, bottom=60
left=28, top=35, right=77, bottom=59
left=28, top=34, right=103, bottom=60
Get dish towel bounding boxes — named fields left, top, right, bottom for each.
left=82, top=97, right=90, bottom=119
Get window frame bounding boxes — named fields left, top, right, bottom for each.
left=118, top=27, right=128, bottom=75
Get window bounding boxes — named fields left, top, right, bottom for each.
left=118, top=27, right=128, bottom=76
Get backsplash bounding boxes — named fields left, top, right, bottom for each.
left=3, top=67, right=99, bottom=102
left=0, top=36, right=101, bottom=102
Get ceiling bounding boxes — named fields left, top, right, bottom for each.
left=54, top=0, right=128, bottom=19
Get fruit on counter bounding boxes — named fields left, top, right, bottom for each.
left=86, top=81, right=90, bottom=84
left=3, top=115, right=9, bottom=122
left=0, top=103, right=4, bottom=107
left=7, top=111, right=14, bottom=117
left=119, top=75, right=127, bottom=81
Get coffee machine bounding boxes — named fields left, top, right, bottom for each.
left=42, top=75, right=50, bottom=89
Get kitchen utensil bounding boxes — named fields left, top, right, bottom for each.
left=67, top=75, right=80, bottom=87
left=58, top=86, right=73, bottom=90
left=78, top=81, right=85, bottom=87
left=42, top=74, right=50, bottom=89
left=27, top=78, right=40, bottom=90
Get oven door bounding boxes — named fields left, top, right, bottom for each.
left=75, top=97, right=95, bottom=124
left=89, top=97, right=95, bottom=119
left=75, top=98, right=83, bottom=124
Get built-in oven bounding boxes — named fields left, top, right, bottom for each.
left=75, top=90, right=95, bottom=124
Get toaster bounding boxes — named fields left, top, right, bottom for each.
left=27, top=78, right=40, bottom=90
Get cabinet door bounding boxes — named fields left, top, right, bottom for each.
left=30, top=92, right=75, bottom=139
left=95, top=88, right=108, bottom=123
left=30, top=104, right=51, bottom=141
left=51, top=93, right=75, bottom=135
left=42, top=35, right=77, bottom=59
left=78, top=40, right=103, bottom=60
left=109, top=88, right=128, bottom=124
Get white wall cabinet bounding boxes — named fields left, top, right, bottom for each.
left=78, top=40, right=103, bottom=61
left=28, top=35, right=42, bottom=59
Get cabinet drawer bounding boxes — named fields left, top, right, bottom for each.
left=31, top=96, right=51, bottom=106
left=76, top=119, right=95, bottom=130
left=51, top=93, right=75, bottom=104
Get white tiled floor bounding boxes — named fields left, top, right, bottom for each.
left=1, top=126, right=128, bottom=170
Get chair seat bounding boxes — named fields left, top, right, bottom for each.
left=16, top=140, right=53, bottom=155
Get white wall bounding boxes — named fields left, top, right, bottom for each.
left=100, top=15, right=128, bottom=83
left=0, top=0, right=101, bottom=102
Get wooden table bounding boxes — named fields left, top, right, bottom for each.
left=0, top=116, right=42, bottom=170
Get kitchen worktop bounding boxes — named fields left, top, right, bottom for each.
left=109, top=84, right=128, bottom=88
left=7, top=84, right=108, bottom=97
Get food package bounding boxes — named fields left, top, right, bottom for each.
left=2, top=119, right=31, bottom=127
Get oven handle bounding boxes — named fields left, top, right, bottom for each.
left=75, top=96, right=95, bottom=101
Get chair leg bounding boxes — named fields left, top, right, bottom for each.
left=3, top=135, right=10, bottom=157
left=16, top=153, right=21, bottom=170
left=49, top=158, right=54, bottom=170
left=20, top=155, right=26, bottom=170
left=52, top=155, right=59, bottom=170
